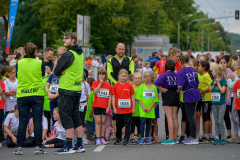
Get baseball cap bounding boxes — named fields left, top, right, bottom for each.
left=236, top=49, right=240, bottom=53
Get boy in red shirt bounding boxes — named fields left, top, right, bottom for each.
left=0, top=75, right=5, bottom=148
left=112, top=69, right=135, bottom=145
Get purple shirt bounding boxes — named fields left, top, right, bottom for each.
left=177, top=67, right=200, bottom=103
left=154, top=71, right=178, bottom=89
left=223, top=69, right=236, bottom=106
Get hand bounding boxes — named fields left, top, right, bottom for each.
left=114, top=129, right=117, bottom=135
left=143, top=107, right=147, bottom=112
left=43, top=140, right=47, bottom=144
left=147, top=107, right=151, bottom=113
left=227, top=71, right=233, bottom=81
left=233, top=106, right=236, bottom=112
left=106, top=108, right=110, bottom=114
left=99, top=78, right=104, bottom=84
left=214, top=79, right=218, bottom=85
left=161, top=88, right=168, bottom=93
left=12, top=136, right=17, bottom=144
left=48, top=93, right=55, bottom=100
left=132, top=108, right=135, bottom=114
left=113, top=108, right=118, bottom=114
left=89, top=112, right=93, bottom=118
left=61, top=71, right=65, bottom=75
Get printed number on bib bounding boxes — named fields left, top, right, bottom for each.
left=118, top=99, right=130, bottom=108
left=237, top=89, right=240, bottom=98
left=79, top=103, right=85, bottom=112
left=10, top=95, right=17, bottom=101
left=143, top=90, right=155, bottom=99
left=97, top=89, right=109, bottom=98
left=11, top=128, right=18, bottom=136
left=59, top=132, right=66, bottom=139
left=50, top=84, right=59, bottom=93
left=211, top=92, right=220, bottom=102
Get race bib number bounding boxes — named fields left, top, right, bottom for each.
left=97, top=89, right=109, bottom=98
left=50, top=84, right=59, bottom=93
left=211, top=92, right=220, bottom=102
left=143, top=90, right=155, bottom=99
left=11, top=128, right=18, bottom=136
left=79, top=103, right=85, bottom=112
left=202, top=94, right=205, bottom=101
left=237, top=89, right=240, bottom=98
left=118, top=99, right=130, bottom=108
left=10, top=95, right=17, bottom=101
left=59, top=132, right=66, bottom=139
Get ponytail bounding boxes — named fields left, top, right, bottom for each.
left=180, top=55, right=189, bottom=69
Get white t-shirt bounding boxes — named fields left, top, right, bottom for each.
left=4, top=113, right=19, bottom=136
left=80, top=81, right=91, bottom=107
left=28, top=116, right=48, bottom=136
left=53, top=121, right=66, bottom=140
left=92, top=60, right=98, bottom=68
left=97, top=63, right=103, bottom=68
left=141, top=67, right=153, bottom=73
left=4, top=79, right=18, bottom=112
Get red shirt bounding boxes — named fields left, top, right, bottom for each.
left=155, top=60, right=165, bottom=75
left=233, top=80, right=240, bottom=110
left=0, top=82, right=5, bottom=110
left=91, top=80, right=112, bottom=109
left=112, top=82, right=135, bottom=114
left=158, top=60, right=182, bottom=75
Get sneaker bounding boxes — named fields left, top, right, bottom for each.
left=155, top=137, right=161, bottom=143
left=174, top=138, right=179, bottom=144
left=181, top=137, right=189, bottom=144
left=161, top=139, right=175, bottom=145
left=101, top=138, right=107, bottom=145
left=209, top=137, right=215, bottom=142
left=104, top=137, right=110, bottom=144
left=199, top=137, right=210, bottom=143
left=237, top=140, right=240, bottom=144
left=139, top=138, right=144, bottom=145
left=130, top=139, right=137, bottom=145
left=213, top=139, right=219, bottom=145
left=220, top=139, right=226, bottom=145
left=35, top=146, right=48, bottom=155
left=91, top=132, right=96, bottom=140
left=73, top=146, right=85, bottom=153
left=114, top=139, right=121, bottom=145
left=183, top=137, right=199, bottom=145
left=226, top=135, right=232, bottom=140
left=179, top=136, right=185, bottom=143
left=13, top=147, right=23, bottom=155
left=54, top=145, right=75, bottom=154
left=152, top=136, right=155, bottom=141
left=226, top=136, right=240, bottom=142
left=123, top=139, right=128, bottom=145
left=96, top=138, right=101, bottom=146
left=145, top=138, right=152, bottom=145
left=84, top=139, right=91, bottom=145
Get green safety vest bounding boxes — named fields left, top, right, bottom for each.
left=59, top=50, right=83, bottom=91
left=16, top=58, right=44, bottom=98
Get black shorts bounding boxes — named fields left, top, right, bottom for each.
left=196, top=100, right=203, bottom=111
left=58, top=94, right=82, bottom=130
left=94, top=107, right=107, bottom=115
left=162, top=89, right=179, bottom=106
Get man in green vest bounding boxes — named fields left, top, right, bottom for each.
left=107, top=43, right=134, bottom=85
left=54, top=32, right=85, bottom=154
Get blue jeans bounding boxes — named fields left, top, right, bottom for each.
left=17, top=96, right=44, bottom=147
left=50, top=102, right=58, bottom=128
left=140, top=117, right=151, bottom=138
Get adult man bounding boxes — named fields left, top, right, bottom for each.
left=43, top=48, right=54, bottom=71
left=146, top=52, right=159, bottom=69
left=187, top=49, right=195, bottom=59
left=216, top=49, right=224, bottom=62
left=54, top=32, right=85, bottom=154
left=236, top=49, right=240, bottom=60
left=85, top=55, right=93, bottom=68
left=58, top=47, right=67, bottom=58
left=107, top=43, right=134, bottom=85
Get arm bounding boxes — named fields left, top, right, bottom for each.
left=107, top=61, right=117, bottom=84
left=4, top=125, right=17, bottom=144
left=147, top=102, right=156, bottom=112
left=106, top=94, right=112, bottom=114
left=42, top=129, right=48, bottom=141
left=202, top=88, right=210, bottom=94
left=233, top=91, right=236, bottom=112
left=131, top=95, right=135, bottom=114
left=139, top=100, right=147, bottom=111
left=28, top=120, right=34, bottom=135
left=45, top=82, right=55, bottom=100
left=217, top=81, right=227, bottom=94
left=228, top=76, right=239, bottom=89
left=112, top=95, right=117, bottom=114
left=93, top=81, right=103, bottom=94
left=54, top=52, right=75, bottom=76
left=43, top=133, right=56, bottom=144
left=0, top=84, right=3, bottom=95
left=155, top=85, right=168, bottom=93
left=5, top=92, right=16, bottom=96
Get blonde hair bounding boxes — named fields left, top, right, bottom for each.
left=133, top=72, right=142, bottom=85
left=44, top=66, right=51, bottom=77
left=145, top=62, right=150, bottom=67
left=200, top=54, right=209, bottom=61
left=235, top=60, right=240, bottom=68
left=118, top=69, right=128, bottom=76
left=97, top=68, right=108, bottom=81
left=168, top=47, right=180, bottom=59
left=140, top=62, right=144, bottom=68
left=58, top=47, right=67, bottom=52
left=143, top=71, right=154, bottom=84
left=212, top=65, right=230, bottom=101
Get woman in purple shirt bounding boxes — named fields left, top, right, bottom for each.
left=177, top=55, right=200, bottom=145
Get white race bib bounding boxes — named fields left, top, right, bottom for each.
left=237, top=89, right=240, bottom=98
left=0, top=96, right=2, bottom=100
left=97, top=89, right=109, bottom=98
left=79, top=103, right=85, bottom=112
left=118, top=99, right=130, bottom=108
left=211, top=92, right=221, bottom=102
left=11, top=128, right=18, bottom=136
left=143, top=90, right=155, bottom=99
left=59, top=132, right=66, bottom=140
left=10, top=95, right=17, bottom=101
left=49, top=84, right=59, bottom=93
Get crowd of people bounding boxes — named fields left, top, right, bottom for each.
left=0, top=32, right=240, bottom=155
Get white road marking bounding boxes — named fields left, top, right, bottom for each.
left=93, top=145, right=106, bottom=152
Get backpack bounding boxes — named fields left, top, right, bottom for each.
left=150, top=58, right=156, bottom=68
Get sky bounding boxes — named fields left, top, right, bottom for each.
left=194, top=0, right=240, bottom=34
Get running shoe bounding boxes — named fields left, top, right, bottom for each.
left=101, top=138, right=107, bottom=145
left=139, top=138, right=144, bottom=145
left=179, top=136, right=185, bottom=143
left=155, top=137, right=161, bottom=143
left=174, top=138, right=179, bottom=144
left=130, top=139, right=137, bottom=145
left=145, top=138, right=152, bottom=145
left=96, top=138, right=101, bottom=146
left=123, top=138, right=128, bottom=145
left=237, top=140, right=240, bottom=144
left=104, top=137, right=110, bottom=144
left=91, top=132, right=96, bottom=140
left=84, top=139, right=90, bottom=145
left=212, top=139, right=219, bottom=145
left=226, top=135, right=232, bottom=140
left=152, top=136, right=155, bottom=141
left=114, top=139, right=121, bottom=145
left=226, top=136, right=240, bottom=142
left=54, top=145, right=75, bottom=154
left=183, top=137, right=199, bottom=145
left=161, top=139, right=175, bottom=145
left=73, top=146, right=85, bottom=153
left=220, top=139, right=226, bottom=145
left=199, top=136, right=210, bottom=143
left=13, top=147, right=23, bottom=155
left=35, top=146, right=48, bottom=155
left=209, top=137, right=215, bottom=142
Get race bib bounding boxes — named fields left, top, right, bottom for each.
left=49, top=84, right=59, bottom=93
left=97, top=89, right=109, bottom=98
left=59, top=132, right=66, bottom=139
left=11, top=128, right=18, bottom=136
left=202, top=94, right=205, bottom=101
left=211, top=92, right=221, bottom=102
left=79, top=103, right=85, bottom=112
left=143, top=90, right=155, bottom=99
left=237, top=89, right=240, bottom=98
left=0, top=96, right=2, bottom=100
left=118, top=99, right=131, bottom=108
left=10, top=95, right=17, bottom=101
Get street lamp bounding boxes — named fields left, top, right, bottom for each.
left=208, top=30, right=219, bottom=51
left=178, top=14, right=193, bottom=47
left=212, top=37, right=222, bottom=51
left=202, top=22, right=216, bottom=52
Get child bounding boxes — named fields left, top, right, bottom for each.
left=4, top=66, right=17, bottom=115
left=155, top=60, right=178, bottom=145
left=209, top=65, right=228, bottom=145
left=112, top=69, right=135, bottom=145
left=127, top=74, right=134, bottom=84
left=142, top=62, right=153, bottom=73
left=198, top=60, right=213, bottom=143
left=137, top=71, right=159, bottom=145
left=84, top=77, right=95, bottom=145
left=91, top=68, right=112, bottom=145
left=177, top=55, right=200, bottom=145
left=43, top=108, right=67, bottom=148
left=4, top=104, right=19, bottom=148
left=139, top=62, right=145, bottom=73
left=130, top=72, right=142, bottom=144
left=0, top=69, right=5, bottom=148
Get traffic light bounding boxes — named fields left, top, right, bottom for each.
left=236, top=10, right=239, bottom=20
